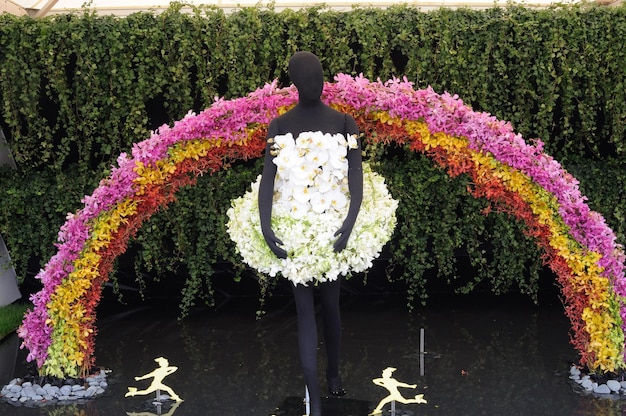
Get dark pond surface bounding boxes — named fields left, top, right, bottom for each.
left=1, top=276, right=625, bottom=416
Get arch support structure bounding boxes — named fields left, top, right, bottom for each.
left=18, top=75, right=625, bottom=379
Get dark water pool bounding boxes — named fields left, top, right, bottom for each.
left=1, top=284, right=624, bottom=415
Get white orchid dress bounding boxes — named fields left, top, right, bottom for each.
left=227, top=131, right=398, bottom=286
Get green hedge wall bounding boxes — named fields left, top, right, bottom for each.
left=1, top=4, right=625, bottom=313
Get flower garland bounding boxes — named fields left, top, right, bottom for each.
left=18, top=75, right=625, bottom=378
left=226, top=131, right=398, bottom=286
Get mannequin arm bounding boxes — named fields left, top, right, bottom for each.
left=334, top=117, right=363, bottom=252
left=258, top=121, right=288, bottom=259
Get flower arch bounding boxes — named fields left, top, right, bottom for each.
left=18, top=75, right=625, bottom=379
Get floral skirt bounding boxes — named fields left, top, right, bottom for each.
left=226, top=164, right=398, bottom=286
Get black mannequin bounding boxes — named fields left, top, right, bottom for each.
left=258, top=51, right=363, bottom=416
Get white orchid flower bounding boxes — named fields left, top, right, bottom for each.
left=309, top=191, right=330, bottom=214
left=328, top=189, right=348, bottom=210
left=273, top=133, right=295, bottom=150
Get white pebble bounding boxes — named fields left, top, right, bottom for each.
left=594, top=384, right=611, bottom=394
left=581, top=379, right=594, bottom=390
left=607, top=380, right=621, bottom=392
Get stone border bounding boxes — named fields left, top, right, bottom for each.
left=569, top=365, right=626, bottom=396
left=1, top=370, right=108, bottom=406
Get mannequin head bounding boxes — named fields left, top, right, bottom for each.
left=288, top=51, right=324, bottom=104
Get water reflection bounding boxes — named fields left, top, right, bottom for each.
left=126, top=401, right=181, bottom=416
left=0, top=333, right=18, bottom=384
left=3, top=292, right=626, bottom=415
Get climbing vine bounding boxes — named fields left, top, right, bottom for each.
left=1, top=4, right=625, bottom=312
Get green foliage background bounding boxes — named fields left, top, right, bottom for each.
left=0, top=4, right=624, bottom=314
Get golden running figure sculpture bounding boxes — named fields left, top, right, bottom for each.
left=370, top=367, right=427, bottom=415
left=126, top=357, right=183, bottom=403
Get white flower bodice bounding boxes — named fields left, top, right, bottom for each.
left=271, top=131, right=358, bottom=218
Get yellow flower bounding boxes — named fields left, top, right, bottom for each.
left=277, top=105, right=294, bottom=116
left=404, top=120, right=430, bottom=139
left=155, top=159, right=176, bottom=177
left=170, top=140, right=203, bottom=162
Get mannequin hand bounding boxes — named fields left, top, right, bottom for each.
left=262, top=228, right=288, bottom=259
left=333, top=222, right=355, bottom=253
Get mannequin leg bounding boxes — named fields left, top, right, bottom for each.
left=319, top=279, right=344, bottom=394
left=293, top=283, right=322, bottom=415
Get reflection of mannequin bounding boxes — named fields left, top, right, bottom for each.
left=258, top=51, right=363, bottom=416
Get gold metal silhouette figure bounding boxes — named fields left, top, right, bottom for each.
left=126, top=357, right=183, bottom=402
left=370, top=367, right=427, bottom=415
